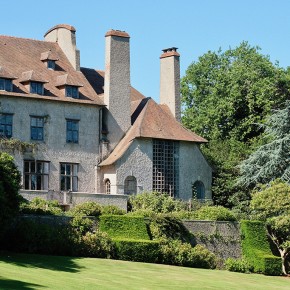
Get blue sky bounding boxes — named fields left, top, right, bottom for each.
left=2, top=0, right=290, bottom=102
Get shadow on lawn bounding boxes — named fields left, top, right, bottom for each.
left=0, top=277, right=45, bottom=289
left=0, top=252, right=84, bottom=273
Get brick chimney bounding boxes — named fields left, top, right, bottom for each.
left=159, top=47, right=181, bottom=122
left=104, top=30, right=131, bottom=148
left=44, top=24, right=80, bottom=71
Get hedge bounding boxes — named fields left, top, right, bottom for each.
left=240, top=220, right=281, bottom=275
left=99, top=215, right=150, bottom=240
left=114, top=239, right=160, bottom=263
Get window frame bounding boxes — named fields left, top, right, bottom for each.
left=47, top=60, right=56, bottom=70
left=23, top=160, right=50, bottom=191
left=66, top=119, right=79, bottom=144
left=105, top=179, right=111, bottom=194
left=30, top=116, right=44, bottom=141
left=0, top=78, right=13, bottom=92
left=65, top=85, right=79, bottom=99
left=60, top=163, right=78, bottom=192
left=30, top=81, right=44, bottom=95
left=0, top=113, right=13, bottom=138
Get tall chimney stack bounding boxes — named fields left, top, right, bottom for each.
left=104, top=30, right=131, bottom=149
left=159, top=47, right=181, bottom=122
left=44, top=24, right=80, bottom=71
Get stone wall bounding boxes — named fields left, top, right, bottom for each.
left=183, top=220, right=242, bottom=260
left=20, top=191, right=128, bottom=211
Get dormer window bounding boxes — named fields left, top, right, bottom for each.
left=30, top=81, right=44, bottom=95
left=66, top=85, right=79, bottom=99
left=0, top=78, right=13, bottom=92
left=47, top=60, right=56, bottom=70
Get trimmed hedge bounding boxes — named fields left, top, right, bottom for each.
left=240, top=220, right=281, bottom=275
left=114, top=239, right=160, bottom=263
left=99, top=215, right=150, bottom=240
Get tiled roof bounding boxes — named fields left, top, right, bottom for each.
left=99, top=98, right=207, bottom=166
left=0, top=35, right=104, bottom=105
left=0, top=66, right=17, bottom=79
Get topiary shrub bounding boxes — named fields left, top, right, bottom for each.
left=240, top=220, right=282, bottom=275
left=126, top=208, right=156, bottom=218
left=99, top=215, right=150, bottom=240
left=69, top=202, right=102, bottom=217
left=195, top=206, right=237, bottom=221
left=101, top=205, right=126, bottom=215
left=20, top=197, right=63, bottom=216
left=225, top=258, right=253, bottom=273
left=114, top=239, right=160, bottom=263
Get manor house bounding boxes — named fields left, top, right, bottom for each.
left=0, top=24, right=212, bottom=207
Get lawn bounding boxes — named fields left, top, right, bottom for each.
left=0, top=253, right=289, bottom=289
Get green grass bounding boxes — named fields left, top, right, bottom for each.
left=0, top=252, right=289, bottom=289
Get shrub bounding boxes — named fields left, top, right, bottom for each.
left=129, top=192, right=188, bottom=214
left=69, top=202, right=102, bottom=217
left=101, top=205, right=126, bottom=215
left=20, top=197, right=63, bottom=216
left=99, top=215, right=150, bottom=240
left=70, top=215, right=95, bottom=235
left=114, top=239, right=160, bottom=263
left=225, top=258, right=253, bottom=273
left=76, top=231, right=115, bottom=258
left=240, top=220, right=282, bottom=275
left=195, top=206, right=237, bottom=221
left=159, top=239, right=216, bottom=269
left=149, top=214, right=193, bottom=244
left=126, top=208, right=156, bottom=218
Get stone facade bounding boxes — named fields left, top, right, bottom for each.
left=1, top=95, right=100, bottom=195
left=0, top=24, right=212, bottom=207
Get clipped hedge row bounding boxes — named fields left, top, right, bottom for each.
left=114, top=239, right=160, bottom=263
left=240, top=220, right=281, bottom=275
left=99, top=215, right=150, bottom=240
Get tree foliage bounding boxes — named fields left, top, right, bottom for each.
left=181, top=42, right=290, bottom=206
left=239, top=101, right=290, bottom=187
left=0, top=152, right=21, bottom=239
left=250, top=180, right=290, bottom=274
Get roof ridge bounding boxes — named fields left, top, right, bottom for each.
left=0, top=34, right=51, bottom=43
left=137, top=98, right=151, bottom=137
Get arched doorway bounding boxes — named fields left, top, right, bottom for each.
left=192, top=181, right=205, bottom=200
left=124, top=176, right=137, bottom=195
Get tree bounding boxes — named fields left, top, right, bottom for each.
left=181, top=42, right=290, bottom=206
left=239, top=101, right=290, bottom=188
left=0, top=152, right=21, bottom=240
left=250, top=180, right=290, bottom=274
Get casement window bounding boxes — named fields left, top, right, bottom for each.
left=124, top=176, right=137, bottom=195
left=152, top=139, right=179, bottom=197
left=47, top=60, right=56, bottom=70
left=30, top=81, right=44, bottom=95
left=60, top=163, right=78, bottom=191
left=0, top=78, right=13, bottom=92
left=105, top=179, right=111, bottom=194
left=66, top=119, right=79, bottom=143
left=0, top=113, right=13, bottom=138
left=24, top=160, right=49, bottom=190
left=65, top=85, right=79, bottom=99
left=31, top=116, right=44, bottom=141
